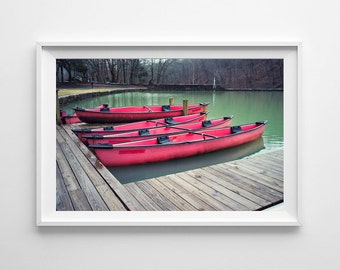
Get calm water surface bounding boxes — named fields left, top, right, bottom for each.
left=61, top=90, right=283, bottom=183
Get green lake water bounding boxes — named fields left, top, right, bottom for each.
left=61, top=90, right=283, bottom=183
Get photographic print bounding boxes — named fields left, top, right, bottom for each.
left=37, top=43, right=299, bottom=225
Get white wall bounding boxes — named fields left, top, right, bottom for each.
left=1, top=1, right=339, bottom=269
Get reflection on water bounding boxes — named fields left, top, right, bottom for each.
left=61, top=90, right=283, bottom=183
left=109, top=137, right=265, bottom=184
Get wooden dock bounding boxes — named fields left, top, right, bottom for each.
left=56, top=124, right=144, bottom=211
left=56, top=124, right=283, bottom=211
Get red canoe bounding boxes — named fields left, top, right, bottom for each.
left=84, top=115, right=233, bottom=145
left=60, top=104, right=109, bottom=124
left=72, top=113, right=208, bottom=142
left=73, top=103, right=209, bottom=123
left=89, top=121, right=268, bottom=166
left=61, top=114, right=81, bottom=124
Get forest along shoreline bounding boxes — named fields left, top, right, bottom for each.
left=57, top=83, right=283, bottom=106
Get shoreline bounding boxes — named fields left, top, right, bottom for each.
left=58, top=84, right=283, bottom=106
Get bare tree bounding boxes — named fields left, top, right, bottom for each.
left=56, top=58, right=283, bottom=89
left=155, top=59, right=175, bottom=84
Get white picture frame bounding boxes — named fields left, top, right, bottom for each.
left=36, top=42, right=301, bottom=226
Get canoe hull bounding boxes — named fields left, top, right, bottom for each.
left=84, top=116, right=233, bottom=145
left=73, top=113, right=208, bottom=143
left=74, top=103, right=208, bottom=123
left=90, top=121, right=267, bottom=166
left=62, top=114, right=81, bottom=124
left=59, top=111, right=81, bottom=124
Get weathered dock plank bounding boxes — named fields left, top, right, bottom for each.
left=200, top=167, right=272, bottom=206
left=251, top=153, right=284, bottom=169
left=57, top=127, right=109, bottom=211
left=165, top=174, right=234, bottom=211
left=177, top=171, right=252, bottom=211
left=56, top=143, right=93, bottom=211
left=56, top=125, right=146, bottom=211
left=185, top=168, right=262, bottom=210
left=61, top=125, right=144, bottom=211
left=221, top=162, right=283, bottom=191
left=125, top=183, right=162, bottom=211
left=241, top=159, right=283, bottom=179
left=146, top=179, right=198, bottom=211
left=121, top=150, right=284, bottom=211
left=212, top=164, right=283, bottom=202
left=154, top=175, right=216, bottom=211
left=58, top=126, right=127, bottom=211
left=135, top=181, right=181, bottom=211
left=56, top=163, right=74, bottom=211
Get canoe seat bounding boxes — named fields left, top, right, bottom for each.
left=165, top=117, right=177, bottom=125
left=139, top=129, right=150, bottom=136
left=157, top=135, right=171, bottom=144
left=72, top=128, right=91, bottom=133
left=103, top=126, right=114, bottom=131
left=100, top=107, right=110, bottom=112
left=162, top=105, right=171, bottom=112
left=202, top=120, right=212, bottom=127
left=231, top=126, right=242, bottom=134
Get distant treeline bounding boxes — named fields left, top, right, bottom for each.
left=56, top=59, right=283, bottom=90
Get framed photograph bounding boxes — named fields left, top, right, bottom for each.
left=36, top=42, right=300, bottom=226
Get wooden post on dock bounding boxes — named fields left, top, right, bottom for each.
left=56, top=89, right=61, bottom=125
left=183, top=99, right=188, bottom=115
left=169, top=97, right=174, bottom=106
